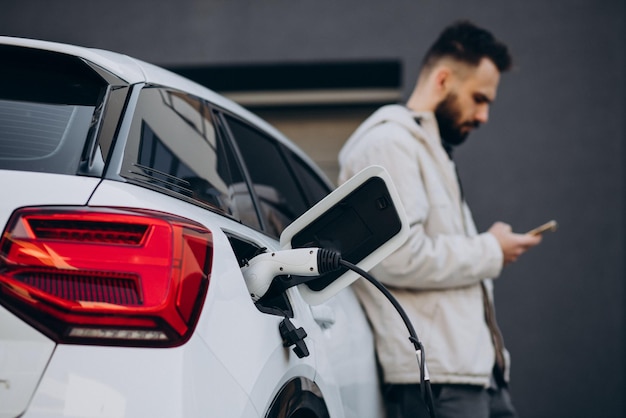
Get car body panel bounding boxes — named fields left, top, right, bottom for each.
left=23, top=341, right=257, bottom=418
left=0, top=305, right=55, bottom=418
left=0, top=170, right=101, bottom=227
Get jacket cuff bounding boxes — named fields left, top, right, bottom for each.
left=482, top=232, right=504, bottom=278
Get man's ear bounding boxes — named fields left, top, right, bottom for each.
left=434, top=67, right=453, bottom=94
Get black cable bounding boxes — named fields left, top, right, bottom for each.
left=255, top=247, right=437, bottom=416
left=339, top=258, right=437, bottom=418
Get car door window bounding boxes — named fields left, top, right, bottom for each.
left=224, top=114, right=310, bottom=237
left=281, top=147, right=331, bottom=207
left=120, top=86, right=261, bottom=229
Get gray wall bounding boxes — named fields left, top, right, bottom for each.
left=2, top=1, right=624, bottom=417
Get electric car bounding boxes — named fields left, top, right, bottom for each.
left=0, top=36, right=411, bottom=418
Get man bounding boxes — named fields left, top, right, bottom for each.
left=338, top=21, right=542, bottom=418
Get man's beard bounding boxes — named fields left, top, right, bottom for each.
left=434, top=93, right=480, bottom=147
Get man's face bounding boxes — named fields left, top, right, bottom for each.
left=434, top=92, right=471, bottom=146
left=435, top=58, right=501, bottom=146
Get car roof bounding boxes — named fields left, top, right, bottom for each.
left=0, top=36, right=319, bottom=171
left=0, top=36, right=245, bottom=112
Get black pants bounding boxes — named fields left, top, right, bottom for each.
left=383, top=382, right=518, bottom=418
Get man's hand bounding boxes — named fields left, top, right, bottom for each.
left=488, top=222, right=542, bottom=265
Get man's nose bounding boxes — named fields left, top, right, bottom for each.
left=475, top=104, right=489, bottom=124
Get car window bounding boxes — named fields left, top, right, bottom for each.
left=120, top=86, right=261, bottom=229
left=281, top=146, right=331, bottom=207
left=224, top=114, right=312, bottom=237
left=0, top=45, right=108, bottom=174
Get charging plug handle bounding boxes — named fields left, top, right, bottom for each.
left=242, top=248, right=342, bottom=300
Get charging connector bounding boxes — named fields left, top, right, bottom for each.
left=242, top=248, right=341, bottom=300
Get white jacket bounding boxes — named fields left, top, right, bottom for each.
left=338, top=104, right=508, bottom=387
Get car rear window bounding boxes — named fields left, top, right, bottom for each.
left=0, top=45, right=108, bottom=174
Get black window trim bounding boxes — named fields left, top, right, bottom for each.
left=277, top=141, right=333, bottom=207
left=77, top=83, right=131, bottom=177
left=213, top=107, right=269, bottom=233
left=215, top=106, right=333, bottom=236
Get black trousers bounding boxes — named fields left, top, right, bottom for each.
left=383, top=382, right=518, bottom=418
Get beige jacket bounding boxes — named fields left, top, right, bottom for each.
left=338, top=104, right=508, bottom=387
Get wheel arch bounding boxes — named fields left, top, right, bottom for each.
left=265, top=377, right=330, bottom=418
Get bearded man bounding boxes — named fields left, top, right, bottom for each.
left=338, top=21, right=542, bottom=418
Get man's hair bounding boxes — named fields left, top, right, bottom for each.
left=422, top=20, right=512, bottom=73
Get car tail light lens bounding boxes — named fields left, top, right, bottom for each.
left=0, top=207, right=213, bottom=347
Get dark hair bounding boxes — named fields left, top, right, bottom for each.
left=422, top=20, right=512, bottom=72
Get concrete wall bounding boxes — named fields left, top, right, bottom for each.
left=2, top=1, right=624, bottom=417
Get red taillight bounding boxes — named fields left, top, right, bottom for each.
left=0, top=207, right=213, bottom=347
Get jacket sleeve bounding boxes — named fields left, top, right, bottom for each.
left=339, top=122, right=503, bottom=290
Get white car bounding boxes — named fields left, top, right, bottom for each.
left=0, top=36, right=411, bottom=418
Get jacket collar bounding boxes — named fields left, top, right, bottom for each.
left=339, top=104, right=462, bottom=205
left=341, top=104, right=449, bottom=163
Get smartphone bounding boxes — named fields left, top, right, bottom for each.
left=527, top=220, right=558, bottom=235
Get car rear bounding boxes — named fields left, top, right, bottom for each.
left=0, top=39, right=250, bottom=418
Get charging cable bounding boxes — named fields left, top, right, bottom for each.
left=242, top=248, right=437, bottom=418
left=339, top=258, right=436, bottom=418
